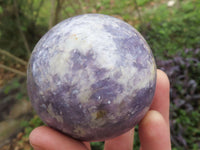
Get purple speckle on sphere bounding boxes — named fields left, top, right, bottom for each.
left=27, top=14, right=157, bottom=141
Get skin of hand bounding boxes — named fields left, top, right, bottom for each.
left=29, top=69, right=171, bottom=150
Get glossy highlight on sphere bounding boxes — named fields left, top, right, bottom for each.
left=27, top=14, right=157, bottom=141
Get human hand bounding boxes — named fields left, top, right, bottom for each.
left=29, top=69, right=171, bottom=150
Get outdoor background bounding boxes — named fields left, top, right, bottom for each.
left=0, top=0, right=199, bottom=150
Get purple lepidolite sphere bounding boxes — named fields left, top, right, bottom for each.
left=27, top=14, right=157, bottom=141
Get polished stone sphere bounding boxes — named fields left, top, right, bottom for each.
left=27, top=14, right=157, bottom=141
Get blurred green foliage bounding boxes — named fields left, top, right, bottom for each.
left=91, top=142, right=104, bottom=150
left=140, top=0, right=200, bottom=58
left=0, top=0, right=199, bottom=149
left=20, top=115, right=44, bottom=138
left=3, top=78, right=20, bottom=94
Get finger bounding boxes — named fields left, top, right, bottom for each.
left=29, top=126, right=90, bottom=150
left=83, top=142, right=91, bottom=150
left=150, top=69, right=170, bottom=125
left=139, top=110, right=171, bottom=150
left=104, top=129, right=134, bottom=150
